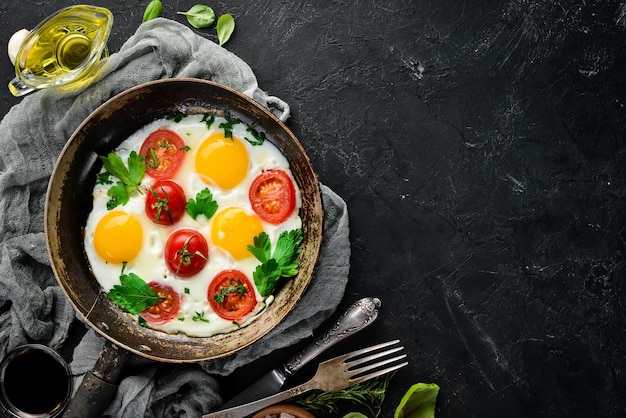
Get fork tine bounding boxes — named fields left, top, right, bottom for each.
left=348, top=353, right=407, bottom=377
left=340, top=339, right=408, bottom=384
left=345, top=345, right=404, bottom=369
left=349, top=360, right=408, bottom=385
left=340, top=339, right=401, bottom=361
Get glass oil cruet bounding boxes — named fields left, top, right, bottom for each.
left=8, top=5, right=113, bottom=97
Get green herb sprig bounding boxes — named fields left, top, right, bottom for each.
left=213, top=279, right=247, bottom=303
left=247, top=229, right=303, bottom=297
left=166, top=111, right=185, bottom=123
left=294, top=374, right=393, bottom=417
left=99, top=151, right=146, bottom=210
left=107, top=266, right=163, bottom=315
left=186, top=188, right=218, bottom=220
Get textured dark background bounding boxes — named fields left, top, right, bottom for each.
left=0, top=1, right=624, bottom=417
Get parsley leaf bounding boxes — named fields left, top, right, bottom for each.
left=273, top=229, right=303, bottom=276
left=248, top=229, right=303, bottom=297
left=247, top=232, right=271, bottom=263
left=252, top=258, right=282, bottom=297
left=107, top=271, right=163, bottom=315
left=186, top=188, right=218, bottom=220
left=106, top=182, right=130, bottom=210
left=99, top=151, right=146, bottom=210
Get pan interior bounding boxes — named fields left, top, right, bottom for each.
left=45, top=79, right=323, bottom=362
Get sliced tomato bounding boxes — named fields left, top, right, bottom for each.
left=164, top=229, right=209, bottom=277
left=208, top=270, right=257, bottom=321
left=139, top=282, right=181, bottom=325
left=145, top=179, right=186, bottom=225
left=249, top=169, right=296, bottom=224
left=140, top=129, right=186, bottom=179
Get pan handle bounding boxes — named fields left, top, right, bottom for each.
left=63, top=339, right=131, bottom=418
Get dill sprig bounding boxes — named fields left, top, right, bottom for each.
left=293, top=374, right=394, bottom=417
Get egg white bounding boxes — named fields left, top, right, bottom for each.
left=84, top=114, right=302, bottom=337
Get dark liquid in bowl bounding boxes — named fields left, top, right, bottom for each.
left=2, top=348, right=70, bottom=414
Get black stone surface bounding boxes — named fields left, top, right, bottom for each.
left=1, top=1, right=624, bottom=417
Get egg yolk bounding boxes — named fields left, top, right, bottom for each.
left=211, top=207, right=263, bottom=259
left=94, top=211, right=143, bottom=264
left=195, top=133, right=250, bottom=190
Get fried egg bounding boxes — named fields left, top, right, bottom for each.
left=84, top=113, right=302, bottom=337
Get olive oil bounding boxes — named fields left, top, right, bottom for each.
left=0, top=345, right=72, bottom=417
left=9, top=5, right=113, bottom=96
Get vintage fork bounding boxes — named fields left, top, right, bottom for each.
left=202, top=340, right=408, bottom=418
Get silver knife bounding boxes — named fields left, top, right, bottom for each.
left=217, top=296, right=381, bottom=410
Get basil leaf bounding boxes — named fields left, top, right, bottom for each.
left=178, top=4, right=216, bottom=29
left=216, top=14, right=235, bottom=46
left=394, top=383, right=440, bottom=418
left=143, top=0, right=163, bottom=23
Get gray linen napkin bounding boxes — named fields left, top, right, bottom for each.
left=0, top=18, right=350, bottom=417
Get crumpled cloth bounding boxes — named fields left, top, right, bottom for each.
left=0, top=18, right=350, bottom=417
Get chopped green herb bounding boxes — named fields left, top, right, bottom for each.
left=219, top=113, right=240, bottom=139
left=166, top=111, right=185, bottom=123
left=213, top=279, right=247, bottom=304
left=248, top=229, right=303, bottom=297
left=99, top=151, right=146, bottom=210
left=96, top=171, right=113, bottom=185
left=192, top=311, right=210, bottom=322
left=184, top=287, right=190, bottom=294
left=178, top=317, right=185, bottom=321
left=186, top=188, right=218, bottom=220
left=245, top=122, right=266, bottom=146
left=180, top=145, right=191, bottom=151
left=201, top=113, right=215, bottom=129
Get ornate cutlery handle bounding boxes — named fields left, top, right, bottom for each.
left=282, top=296, right=381, bottom=376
